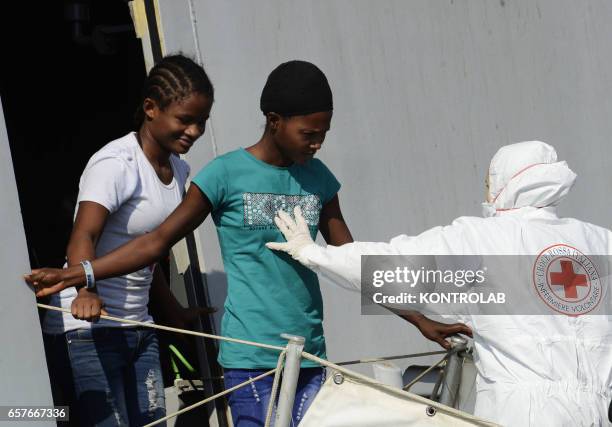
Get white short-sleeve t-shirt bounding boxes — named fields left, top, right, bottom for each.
left=43, top=132, right=190, bottom=333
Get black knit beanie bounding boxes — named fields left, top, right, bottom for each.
left=260, top=60, right=333, bottom=116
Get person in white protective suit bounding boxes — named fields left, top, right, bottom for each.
left=266, top=141, right=612, bottom=427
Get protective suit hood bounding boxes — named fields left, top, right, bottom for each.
left=482, top=141, right=577, bottom=217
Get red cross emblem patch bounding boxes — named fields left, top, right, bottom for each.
left=532, top=244, right=602, bottom=315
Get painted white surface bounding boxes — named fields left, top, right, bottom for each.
left=157, top=0, right=612, bottom=377
left=0, top=99, right=55, bottom=424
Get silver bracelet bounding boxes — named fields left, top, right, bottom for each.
left=80, top=260, right=96, bottom=289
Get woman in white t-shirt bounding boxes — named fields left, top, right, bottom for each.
left=41, top=54, right=215, bottom=427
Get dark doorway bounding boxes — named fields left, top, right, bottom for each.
left=0, top=0, right=146, bottom=269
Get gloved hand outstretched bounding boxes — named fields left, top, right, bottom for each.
left=266, top=206, right=315, bottom=265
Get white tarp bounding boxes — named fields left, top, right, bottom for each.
left=299, top=370, right=498, bottom=427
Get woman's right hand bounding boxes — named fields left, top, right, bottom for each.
left=71, top=288, right=108, bottom=322
left=24, top=268, right=70, bottom=297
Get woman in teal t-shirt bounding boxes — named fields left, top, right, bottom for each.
left=28, top=60, right=354, bottom=426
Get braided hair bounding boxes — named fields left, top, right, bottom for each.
left=134, top=54, right=214, bottom=128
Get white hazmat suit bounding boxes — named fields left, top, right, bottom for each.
left=267, top=141, right=612, bottom=427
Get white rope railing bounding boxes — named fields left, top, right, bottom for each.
left=38, top=304, right=286, bottom=426
left=37, top=303, right=284, bottom=351
left=37, top=303, right=463, bottom=426
left=403, top=356, right=448, bottom=391
left=335, top=350, right=447, bottom=366
left=143, top=368, right=278, bottom=427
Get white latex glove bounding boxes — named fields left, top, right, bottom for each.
left=265, top=206, right=317, bottom=265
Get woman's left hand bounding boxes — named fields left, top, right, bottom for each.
left=71, top=288, right=108, bottom=322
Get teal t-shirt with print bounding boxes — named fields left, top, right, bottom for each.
left=191, top=148, right=340, bottom=368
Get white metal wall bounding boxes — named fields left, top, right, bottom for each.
left=0, top=100, right=55, bottom=424
left=157, top=0, right=612, bottom=374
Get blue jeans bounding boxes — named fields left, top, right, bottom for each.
left=224, top=367, right=325, bottom=426
left=66, top=327, right=166, bottom=427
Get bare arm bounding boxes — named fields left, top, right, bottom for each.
left=67, top=201, right=110, bottom=320
left=319, top=194, right=353, bottom=246
left=26, top=185, right=212, bottom=296
left=66, top=201, right=108, bottom=266
left=392, top=309, right=472, bottom=350
left=317, top=197, right=471, bottom=349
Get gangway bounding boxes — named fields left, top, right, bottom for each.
left=37, top=303, right=495, bottom=427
